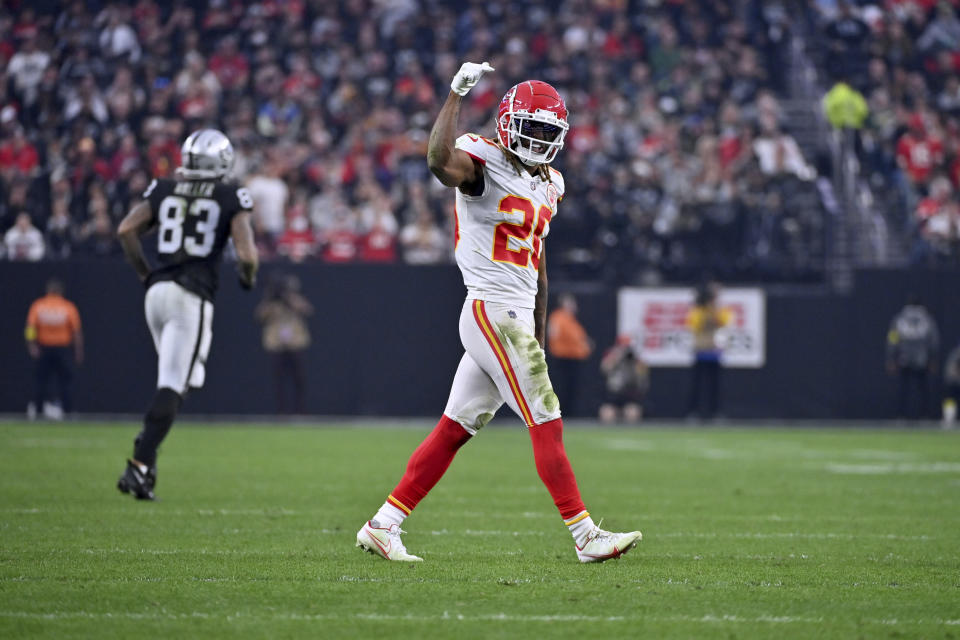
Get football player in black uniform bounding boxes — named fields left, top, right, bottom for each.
left=115, top=129, right=258, bottom=500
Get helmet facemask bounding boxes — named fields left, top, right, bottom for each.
left=500, top=110, right=568, bottom=165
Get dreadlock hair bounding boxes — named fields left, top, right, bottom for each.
left=498, top=143, right=552, bottom=183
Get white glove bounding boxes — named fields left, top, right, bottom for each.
left=451, top=61, right=495, bottom=96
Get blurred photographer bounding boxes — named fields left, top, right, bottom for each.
left=255, top=274, right=313, bottom=414
left=599, top=336, right=649, bottom=424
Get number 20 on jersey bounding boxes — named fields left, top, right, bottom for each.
left=492, top=195, right=553, bottom=270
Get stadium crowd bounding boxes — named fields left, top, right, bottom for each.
left=815, top=0, right=960, bottom=265
left=0, top=0, right=824, bottom=282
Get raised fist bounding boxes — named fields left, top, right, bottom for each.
left=451, top=61, right=495, bottom=97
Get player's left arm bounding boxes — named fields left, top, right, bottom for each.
left=117, top=201, right=155, bottom=284
left=535, top=249, right=548, bottom=349
left=230, top=211, right=259, bottom=290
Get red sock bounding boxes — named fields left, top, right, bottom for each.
left=529, top=418, right=586, bottom=520
left=389, top=415, right=472, bottom=514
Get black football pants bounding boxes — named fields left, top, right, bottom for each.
left=34, top=346, right=73, bottom=414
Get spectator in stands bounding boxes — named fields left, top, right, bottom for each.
left=886, top=295, right=940, bottom=421
left=937, top=74, right=960, bottom=114
left=106, top=65, right=146, bottom=124
left=896, top=114, right=944, bottom=202
left=823, top=79, right=869, bottom=130
left=173, top=51, right=221, bottom=102
left=98, top=4, right=141, bottom=65
left=320, top=204, right=361, bottom=263
left=247, top=158, right=289, bottom=237
left=76, top=208, right=118, bottom=257
left=0, top=0, right=817, bottom=282
left=5, top=212, right=44, bottom=261
left=276, top=202, right=317, bottom=263
left=686, top=281, right=731, bottom=420
left=824, top=1, right=871, bottom=83
left=209, top=36, right=249, bottom=93
left=911, top=175, right=958, bottom=263
left=25, top=278, right=83, bottom=419
left=400, top=208, right=448, bottom=265
left=110, top=132, right=142, bottom=181
left=6, top=35, right=48, bottom=108
left=357, top=186, right=398, bottom=263
left=547, top=293, right=593, bottom=416
left=917, top=1, right=960, bottom=55
left=45, top=200, right=74, bottom=260
left=753, top=116, right=816, bottom=180
left=599, top=336, right=649, bottom=424
left=920, top=198, right=960, bottom=264
left=256, top=274, right=313, bottom=414
left=64, top=73, right=109, bottom=124
left=0, top=126, right=39, bottom=179
left=144, top=120, right=183, bottom=179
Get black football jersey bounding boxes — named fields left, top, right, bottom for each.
left=142, top=177, right=253, bottom=300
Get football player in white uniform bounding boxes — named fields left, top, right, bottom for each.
left=357, top=63, right=642, bottom=563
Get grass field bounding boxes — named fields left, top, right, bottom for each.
left=1, top=420, right=959, bottom=639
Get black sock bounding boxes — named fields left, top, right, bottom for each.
left=133, top=388, right=182, bottom=467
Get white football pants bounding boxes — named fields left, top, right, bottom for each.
left=145, top=281, right=214, bottom=394
left=443, top=299, right=561, bottom=433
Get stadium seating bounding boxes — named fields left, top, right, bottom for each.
left=1, top=0, right=829, bottom=282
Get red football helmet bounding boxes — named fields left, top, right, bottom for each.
left=496, top=80, right=569, bottom=165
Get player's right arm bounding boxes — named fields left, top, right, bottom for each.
left=230, top=211, right=258, bottom=290
left=117, top=200, right=155, bottom=284
left=427, top=62, right=494, bottom=189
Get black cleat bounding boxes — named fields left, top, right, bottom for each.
left=117, top=459, right=157, bottom=501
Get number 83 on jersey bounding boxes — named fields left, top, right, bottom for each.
left=155, top=188, right=252, bottom=258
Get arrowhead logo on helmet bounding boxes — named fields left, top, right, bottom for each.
left=496, top=80, right=569, bottom=166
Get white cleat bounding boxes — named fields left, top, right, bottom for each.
left=356, top=520, right=423, bottom=562
left=575, top=524, right=643, bottom=563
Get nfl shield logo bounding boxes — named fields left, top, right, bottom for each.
left=508, top=310, right=517, bottom=319
left=530, top=180, right=538, bottom=191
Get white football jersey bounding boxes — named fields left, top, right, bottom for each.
left=453, top=133, right=566, bottom=308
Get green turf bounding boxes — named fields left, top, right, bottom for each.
left=1, top=421, right=959, bottom=639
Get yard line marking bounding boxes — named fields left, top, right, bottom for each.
left=824, top=462, right=960, bottom=475
left=13, top=438, right=114, bottom=449
left=427, top=529, right=548, bottom=537
left=600, top=439, right=655, bottom=451
left=1, top=610, right=958, bottom=627
left=2, top=508, right=300, bottom=516
left=7, top=530, right=936, bottom=550
left=656, top=532, right=933, bottom=541
left=76, top=548, right=313, bottom=557
left=848, top=449, right=919, bottom=460
left=194, top=508, right=298, bottom=516
left=14, top=509, right=948, bottom=525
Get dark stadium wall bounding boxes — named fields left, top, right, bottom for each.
left=1, top=262, right=956, bottom=420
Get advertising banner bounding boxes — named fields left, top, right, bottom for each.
left=616, top=287, right=766, bottom=368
